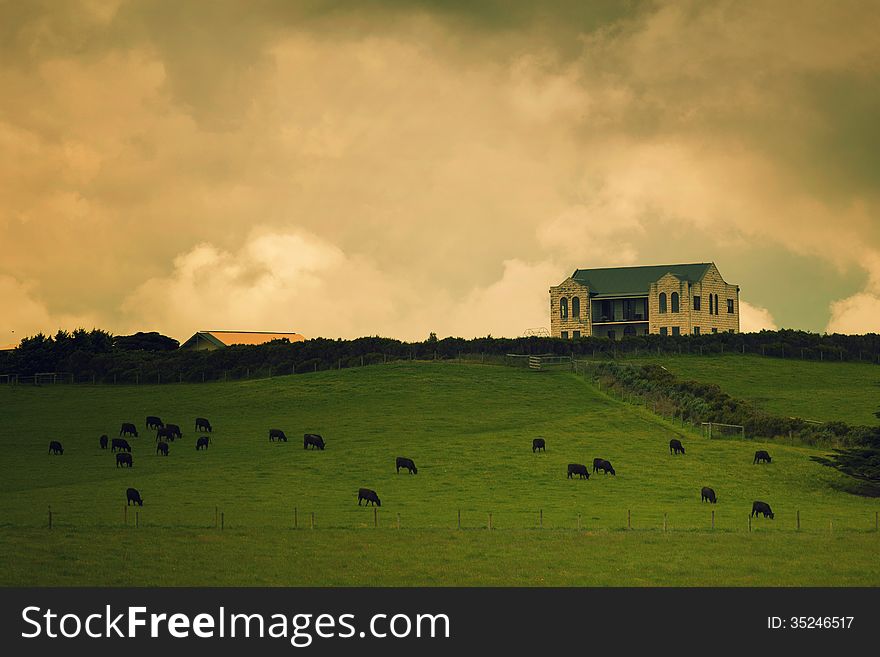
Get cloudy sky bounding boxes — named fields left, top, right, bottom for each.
left=2, top=0, right=879, bottom=344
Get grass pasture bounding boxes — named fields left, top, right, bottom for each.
left=0, top=361, right=878, bottom=586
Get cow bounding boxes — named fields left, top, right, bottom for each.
left=195, top=417, right=212, bottom=432
left=269, top=428, right=288, bottom=442
left=119, top=422, right=138, bottom=438
left=751, top=501, right=774, bottom=519
left=196, top=436, right=210, bottom=450
left=146, top=416, right=164, bottom=430
left=48, top=440, right=64, bottom=455
left=304, top=433, right=325, bottom=450
left=116, top=453, right=133, bottom=468
left=126, top=488, right=143, bottom=506
left=156, top=441, right=169, bottom=456
left=164, top=423, right=182, bottom=440
left=99, top=434, right=108, bottom=450
left=532, top=438, right=546, bottom=453
left=592, top=458, right=616, bottom=475
left=567, top=463, right=590, bottom=479
left=754, top=450, right=772, bottom=464
left=700, top=486, right=717, bottom=503
left=669, top=439, right=686, bottom=455
left=156, top=426, right=174, bottom=442
left=358, top=488, right=381, bottom=507
left=111, top=438, right=131, bottom=453
left=396, top=456, right=418, bottom=474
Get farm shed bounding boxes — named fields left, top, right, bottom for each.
left=180, top=330, right=306, bottom=351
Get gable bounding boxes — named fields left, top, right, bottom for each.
left=571, top=263, right=712, bottom=296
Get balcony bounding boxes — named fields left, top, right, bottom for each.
left=591, top=296, right=648, bottom=324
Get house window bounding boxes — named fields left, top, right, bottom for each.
left=671, top=292, right=680, bottom=313
left=659, top=292, right=667, bottom=313
left=572, top=330, right=581, bottom=339
left=714, top=294, right=720, bottom=315
left=712, top=328, right=718, bottom=334
left=672, top=326, right=680, bottom=336
left=727, top=298, right=734, bottom=313
left=693, top=296, right=701, bottom=311
left=571, top=296, right=580, bottom=318
left=561, top=331, right=569, bottom=339
left=560, top=297, right=568, bottom=319
left=693, top=326, right=700, bottom=335
left=728, top=329, right=735, bottom=333
left=659, top=327, right=668, bottom=336
left=708, top=294, right=713, bottom=314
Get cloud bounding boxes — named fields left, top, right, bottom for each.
left=0, top=275, right=97, bottom=346
left=739, top=300, right=778, bottom=333
left=826, top=293, right=880, bottom=335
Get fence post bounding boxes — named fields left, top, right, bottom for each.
left=124, top=505, right=128, bottom=526
left=540, top=508, right=543, bottom=529
left=374, top=507, right=378, bottom=528
left=627, top=509, right=631, bottom=530
left=748, top=515, right=752, bottom=532
left=797, top=510, right=800, bottom=531
left=663, top=513, right=667, bottom=532
left=457, top=509, right=461, bottom=530
left=215, top=506, right=218, bottom=528
left=221, top=512, right=224, bottom=530
left=711, top=510, right=715, bottom=530
left=875, top=511, right=878, bottom=532
left=310, top=512, right=315, bottom=529
left=48, top=506, right=52, bottom=530
left=294, top=507, right=297, bottom=529
left=488, top=512, right=492, bottom=530
left=136, top=511, right=139, bottom=528
left=577, top=513, right=581, bottom=531
left=397, top=513, right=400, bottom=530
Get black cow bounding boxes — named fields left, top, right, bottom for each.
left=156, top=426, right=174, bottom=442
left=196, top=436, right=210, bottom=450
left=754, top=450, right=772, bottom=464
left=48, top=440, right=64, bottom=455
left=269, top=429, right=288, bottom=442
left=146, top=416, right=164, bottom=430
left=126, top=487, right=143, bottom=506
left=116, top=453, right=133, bottom=468
left=592, top=458, right=616, bottom=475
left=156, top=441, right=169, bottom=456
left=751, top=501, right=774, bottom=519
left=111, top=438, right=131, bottom=452
left=358, top=488, right=381, bottom=507
left=700, top=486, right=717, bottom=503
left=165, top=423, right=182, bottom=440
left=99, top=434, right=108, bottom=450
left=396, top=457, right=418, bottom=474
left=119, top=422, right=138, bottom=438
left=195, top=417, right=212, bottom=432
left=304, top=433, right=325, bottom=450
left=567, top=463, right=590, bottom=479
left=532, top=438, right=546, bottom=453
left=669, top=439, right=686, bottom=455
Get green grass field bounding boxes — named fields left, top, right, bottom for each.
left=628, top=354, right=880, bottom=425
left=1, top=361, right=878, bottom=586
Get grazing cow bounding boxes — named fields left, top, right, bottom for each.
left=358, top=488, right=381, bottom=506
left=196, top=436, right=210, bottom=450
left=145, top=416, right=164, bottom=430
left=156, top=441, right=169, bottom=456
left=165, top=423, right=182, bottom=440
left=111, top=438, right=131, bottom=453
left=99, top=434, right=108, bottom=450
left=751, top=501, right=774, bottom=519
left=396, top=456, right=418, bottom=474
left=48, top=440, right=64, bottom=455
left=156, top=426, right=174, bottom=442
left=754, top=450, right=772, bottom=464
left=119, top=422, right=138, bottom=438
left=669, top=439, right=686, bottom=455
left=116, top=453, right=133, bottom=468
left=269, top=428, right=288, bottom=442
left=126, top=487, right=143, bottom=506
left=304, top=433, right=325, bottom=450
left=592, top=458, right=616, bottom=475
left=567, top=463, right=590, bottom=479
left=532, top=438, right=546, bottom=453
left=700, top=487, right=717, bottom=504
left=195, top=417, right=212, bottom=432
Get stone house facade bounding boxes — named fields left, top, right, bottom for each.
left=549, top=263, right=739, bottom=339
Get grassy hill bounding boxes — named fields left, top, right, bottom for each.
left=1, top=361, right=878, bottom=586
left=625, top=354, right=880, bottom=425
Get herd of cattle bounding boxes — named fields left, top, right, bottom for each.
left=47, top=417, right=777, bottom=522
left=533, top=437, right=776, bottom=520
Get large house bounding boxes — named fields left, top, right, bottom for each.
left=180, top=330, right=306, bottom=351
left=549, top=263, right=739, bottom=340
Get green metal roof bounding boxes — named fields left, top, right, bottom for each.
left=571, top=263, right=712, bottom=296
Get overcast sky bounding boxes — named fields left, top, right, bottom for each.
left=2, top=0, right=879, bottom=344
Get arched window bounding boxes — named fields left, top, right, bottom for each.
left=571, top=296, right=580, bottom=318
left=659, top=292, right=667, bottom=313
left=671, top=292, right=680, bottom=313
left=715, top=294, right=720, bottom=315
left=560, top=297, right=568, bottom=319
left=708, top=294, right=713, bottom=314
